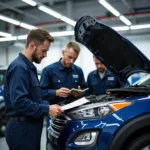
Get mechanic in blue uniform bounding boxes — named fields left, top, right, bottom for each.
left=40, top=41, right=87, bottom=104
left=4, top=29, right=63, bottom=150
left=87, top=55, right=123, bottom=95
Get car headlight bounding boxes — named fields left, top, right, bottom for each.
left=67, top=101, right=131, bottom=119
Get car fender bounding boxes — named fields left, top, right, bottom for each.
left=109, top=114, right=150, bottom=150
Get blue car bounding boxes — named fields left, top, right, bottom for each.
left=47, top=16, right=150, bottom=150
left=0, top=67, right=7, bottom=137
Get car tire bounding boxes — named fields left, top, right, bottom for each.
left=0, top=109, right=6, bottom=137
left=125, top=133, right=150, bottom=150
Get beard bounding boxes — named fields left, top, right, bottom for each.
left=32, top=51, right=42, bottom=64
left=64, top=61, right=72, bottom=68
left=98, top=68, right=106, bottom=73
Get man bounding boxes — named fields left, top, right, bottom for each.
left=40, top=41, right=87, bottom=104
left=4, top=28, right=63, bottom=150
left=87, top=55, right=121, bottom=95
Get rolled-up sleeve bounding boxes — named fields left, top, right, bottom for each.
left=9, top=66, right=49, bottom=118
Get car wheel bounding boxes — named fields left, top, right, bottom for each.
left=125, top=133, right=150, bottom=150
left=0, top=109, right=6, bottom=137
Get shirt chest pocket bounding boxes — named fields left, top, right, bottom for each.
left=72, top=78, right=79, bottom=84
left=106, top=80, right=117, bottom=87
left=31, top=81, right=41, bottom=100
left=52, top=78, right=65, bottom=84
left=52, top=78, right=65, bottom=89
left=90, top=79, right=99, bottom=86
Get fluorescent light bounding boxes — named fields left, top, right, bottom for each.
left=119, top=15, right=132, bottom=26
left=20, top=23, right=36, bottom=30
left=21, top=0, right=37, bottom=6
left=14, top=42, right=25, bottom=48
left=51, top=31, right=74, bottom=37
left=0, top=31, right=12, bottom=37
left=130, top=24, right=150, bottom=30
left=38, top=6, right=62, bottom=19
left=0, top=36, right=17, bottom=42
left=0, top=31, right=74, bottom=42
left=113, top=26, right=130, bottom=31
left=0, top=15, right=36, bottom=30
left=0, top=15, right=20, bottom=25
left=1, top=23, right=150, bottom=42
left=38, top=5, right=76, bottom=26
left=60, top=16, right=76, bottom=26
left=98, top=0, right=120, bottom=17
left=18, top=35, right=27, bottom=40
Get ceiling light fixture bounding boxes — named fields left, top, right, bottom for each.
left=112, top=26, right=130, bottom=31
left=21, top=0, right=37, bottom=6
left=98, top=0, right=132, bottom=26
left=130, top=24, right=150, bottom=30
left=119, top=15, right=132, bottom=26
left=60, top=16, right=76, bottom=26
left=38, top=6, right=62, bottom=19
left=1, top=23, right=150, bottom=42
left=0, top=15, right=36, bottom=30
left=20, top=23, right=36, bottom=30
left=38, top=5, right=76, bottom=26
left=0, top=31, right=12, bottom=37
left=98, top=0, right=120, bottom=17
left=51, top=31, right=74, bottom=37
left=0, top=15, right=20, bottom=25
left=0, top=36, right=17, bottom=42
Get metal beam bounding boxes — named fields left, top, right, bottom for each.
left=0, top=2, right=40, bottom=21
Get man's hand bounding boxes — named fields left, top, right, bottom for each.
left=49, top=105, right=64, bottom=117
left=56, top=87, right=70, bottom=97
left=71, top=86, right=83, bottom=98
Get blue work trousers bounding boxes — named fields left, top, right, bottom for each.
left=5, top=119, right=43, bottom=150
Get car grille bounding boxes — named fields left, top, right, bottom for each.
left=49, top=115, right=68, bottom=139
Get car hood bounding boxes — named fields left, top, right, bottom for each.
left=74, top=16, right=150, bottom=83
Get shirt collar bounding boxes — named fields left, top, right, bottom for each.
left=19, top=53, right=36, bottom=70
left=58, top=58, right=75, bottom=71
left=94, top=69, right=111, bottom=76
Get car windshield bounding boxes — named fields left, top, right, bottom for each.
left=133, top=74, right=150, bottom=86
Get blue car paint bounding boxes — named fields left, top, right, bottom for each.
left=47, top=96, right=150, bottom=150
left=46, top=16, right=150, bottom=150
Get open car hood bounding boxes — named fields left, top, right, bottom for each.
left=74, top=16, right=150, bottom=83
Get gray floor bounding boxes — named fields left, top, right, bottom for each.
left=0, top=125, right=47, bottom=150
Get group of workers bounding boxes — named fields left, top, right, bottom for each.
left=4, top=28, right=124, bottom=150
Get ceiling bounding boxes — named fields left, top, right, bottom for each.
left=0, top=0, right=150, bottom=39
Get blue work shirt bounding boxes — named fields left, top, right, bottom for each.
left=4, top=53, right=49, bottom=118
left=87, top=69, right=120, bottom=95
left=40, top=59, right=87, bottom=104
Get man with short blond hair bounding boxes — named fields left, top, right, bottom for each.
left=40, top=41, right=86, bottom=104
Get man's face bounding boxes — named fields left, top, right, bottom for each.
left=62, top=48, right=79, bottom=68
left=32, top=40, right=50, bottom=64
left=94, top=57, right=106, bottom=73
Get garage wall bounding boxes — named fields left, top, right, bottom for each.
left=0, top=33, right=150, bottom=80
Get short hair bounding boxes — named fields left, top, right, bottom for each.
left=26, top=28, right=54, bottom=48
left=65, top=41, right=80, bottom=54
